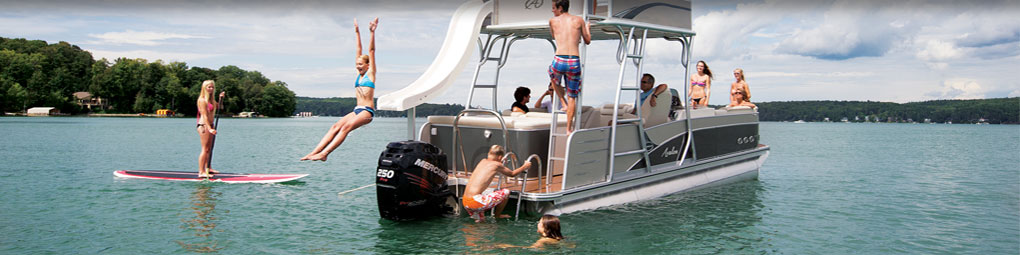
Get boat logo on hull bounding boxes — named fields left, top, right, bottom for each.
left=525, top=0, right=544, bottom=9
left=661, top=146, right=680, bottom=158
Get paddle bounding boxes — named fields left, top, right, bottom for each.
left=207, top=93, right=225, bottom=170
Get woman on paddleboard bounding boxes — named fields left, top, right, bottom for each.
left=197, top=80, right=224, bottom=178
left=301, top=18, right=379, bottom=161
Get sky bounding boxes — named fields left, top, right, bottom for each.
left=1, top=0, right=1018, bottom=109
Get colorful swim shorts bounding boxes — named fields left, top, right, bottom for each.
left=462, top=189, right=510, bottom=220
left=549, top=55, right=581, bottom=98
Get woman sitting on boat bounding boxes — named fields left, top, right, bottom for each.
left=301, top=18, right=379, bottom=161
left=727, top=88, right=756, bottom=109
left=729, top=68, right=750, bottom=106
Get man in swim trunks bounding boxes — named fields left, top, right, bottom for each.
left=548, top=0, right=591, bottom=133
left=462, top=145, right=532, bottom=222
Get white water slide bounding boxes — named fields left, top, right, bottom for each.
left=376, top=0, right=492, bottom=111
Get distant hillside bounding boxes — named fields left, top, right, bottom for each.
left=294, top=97, right=464, bottom=117
left=757, top=97, right=1018, bottom=124
left=297, top=97, right=1018, bottom=124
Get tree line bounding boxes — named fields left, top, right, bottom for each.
left=295, top=97, right=465, bottom=117
left=0, top=37, right=296, bottom=117
left=757, top=98, right=1019, bottom=124
left=296, top=96, right=1017, bottom=124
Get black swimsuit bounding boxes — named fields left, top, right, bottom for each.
left=511, top=102, right=530, bottom=113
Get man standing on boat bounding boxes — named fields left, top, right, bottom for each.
left=548, top=0, right=591, bottom=133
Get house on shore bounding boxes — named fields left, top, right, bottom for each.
left=73, top=92, right=108, bottom=111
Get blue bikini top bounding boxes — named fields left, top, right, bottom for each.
left=355, top=74, right=375, bottom=89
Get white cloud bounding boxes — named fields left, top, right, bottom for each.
left=926, top=79, right=986, bottom=100
left=88, top=30, right=209, bottom=46
left=915, top=40, right=963, bottom=62
left=774, top=0, right=915, bottom=60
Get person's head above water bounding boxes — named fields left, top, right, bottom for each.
left=538, top=215, right=564, bottom=240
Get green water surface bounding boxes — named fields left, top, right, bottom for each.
left=1, top=117, right=1017, bottom=254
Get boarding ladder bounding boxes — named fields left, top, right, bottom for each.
left=465, top=34, right=527, bottom=110
left=545, top=15, right=592, bottom=184
left=608, top=27, right=653, bottom=176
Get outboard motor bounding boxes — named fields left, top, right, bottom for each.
left=376, top=140, right=452, bottom=221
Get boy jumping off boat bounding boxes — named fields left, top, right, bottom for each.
left=463, top=145, right=532, bottom=222
left=548, top=0, right=591, bottom=133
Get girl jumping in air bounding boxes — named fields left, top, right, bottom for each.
left=301, top=18, right=379, bottom=161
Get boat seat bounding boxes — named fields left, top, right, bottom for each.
left=593, top=92, right=672, bottom=127
left=714, top=106, right=757, bottom=115
left=426, top=107, right=592, bottom=130
left=674, top=107, right=717, bottom=119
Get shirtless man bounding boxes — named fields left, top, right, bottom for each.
left=548, top=0, right=591, bottom=133
left=462, top=145, right=532, bottom=222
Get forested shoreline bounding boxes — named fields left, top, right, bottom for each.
left=0, top=37, right=296, bottom=117
left=757, top=98, right=1018, bottom=124
left=296, top=97, right=1017, bottom=124
left=295, top=97, right=464, bottom=117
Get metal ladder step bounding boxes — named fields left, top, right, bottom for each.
left=626, top=54, right=644, bottom=59
left=549, top=156, right=565, bottom=161
left=616, top=118, right=641, bottom=124
left=473, top=84, right=497, bottom=88
left=620, top=86, right=640, bottom=91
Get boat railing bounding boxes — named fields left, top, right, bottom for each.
left=500, top=153, right=543, bottom=220
left=452, top=109, right=509, bottom=204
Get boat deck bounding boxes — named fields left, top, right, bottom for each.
left=453, top=172, right=566, bottom=194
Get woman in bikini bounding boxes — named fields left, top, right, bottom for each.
left=689, top=60, right=713, bottom=108
left=727, top=88, right=757, bottom=109
left=301, top=18, right=379, bottom=161
left=730, top=68, right=750, bottom=106
left=196, top=80, right=224, bottom=178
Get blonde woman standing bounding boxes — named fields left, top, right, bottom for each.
left=301, top=18, right=379, bottom=161
left=196, top=80, right=224, bottom=178
left=730, top=68, right=750, bottom=106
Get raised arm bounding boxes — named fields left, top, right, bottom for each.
left=368, top=18, right=378, bottom=79
left=354, top=18, right=362, bottom=57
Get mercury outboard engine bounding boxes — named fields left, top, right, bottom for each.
left=376, top=140, right=453, bottom=221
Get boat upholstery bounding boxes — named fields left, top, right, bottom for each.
left=714, top=106, right=757, bottom=115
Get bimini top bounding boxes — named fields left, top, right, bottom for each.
left=377, top=0, right=696, bottom=111
left=482, top=17, right=696, bottom=41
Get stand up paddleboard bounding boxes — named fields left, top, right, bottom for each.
left=114, top=170, right=308, bottom=183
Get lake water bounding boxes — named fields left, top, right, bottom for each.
left=1, top=117, right=1017, bottom=254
